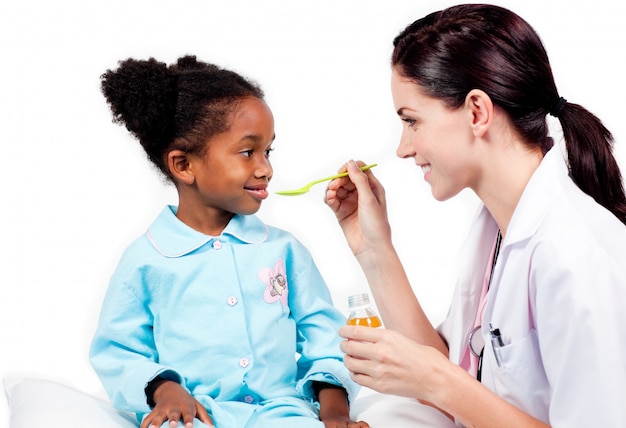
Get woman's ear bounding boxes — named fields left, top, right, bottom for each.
left=167, top=150, right=195, bottom=185
left=465, top=89, right=494, bottom=138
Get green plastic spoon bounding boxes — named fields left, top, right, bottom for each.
left=275, top=163, right=377, bottom=196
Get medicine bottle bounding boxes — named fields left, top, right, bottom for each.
left=347, top=293, right=382, bottom=328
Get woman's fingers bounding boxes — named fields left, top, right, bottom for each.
left=339, top=326, right=386, bottom=375
left=339, top=324, right=383, bottom=342
left=345, top=161, right=375, bottom=200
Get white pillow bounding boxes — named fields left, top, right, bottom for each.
left=3, top=378, right=138, bottom=428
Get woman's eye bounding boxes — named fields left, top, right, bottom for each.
left=402, top=117, right=417, bottom=128
left=265, top=147, right=274, bottom=157
left=241, top=150, right=254, bottom=157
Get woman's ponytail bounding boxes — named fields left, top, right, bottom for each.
left=558, top=103, right=626, bottom=225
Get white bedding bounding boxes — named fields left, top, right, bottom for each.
left=3, top=378, right=137, bottom=428
left=3, top=377, right=455, bottom=428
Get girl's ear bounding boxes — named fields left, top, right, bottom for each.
left=465, top=89, right=494, bottom=138
left=167, top=150, right=195, bottom=185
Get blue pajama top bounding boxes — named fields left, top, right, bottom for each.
left=90, top=205, right=357, bottom=420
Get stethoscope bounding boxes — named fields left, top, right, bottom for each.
left=468, top=325, right=485, bottom=359
left=467, top=230, right=503, bottom=381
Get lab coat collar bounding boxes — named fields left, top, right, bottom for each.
left=504, top=147, right=569, bottom=247
left=443, top=205, right=500, bottom=365
left=441, top=148, right=572, bottom=365
left=146, top=205, right=269, bottom=258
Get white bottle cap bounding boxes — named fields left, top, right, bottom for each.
left=348, top=293, right=371, bottom=309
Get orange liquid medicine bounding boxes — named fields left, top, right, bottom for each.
left=346, top=314, right=383, bottom=328
left=346, top=293, right=382, bottom=328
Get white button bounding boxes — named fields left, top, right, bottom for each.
left=228, top=297, right=238, bottom=306
left=244, top=395, right=254, bottom=403
left=239, top=357, right=249, bottom=368
left=212, top=240, right=222, bottom=250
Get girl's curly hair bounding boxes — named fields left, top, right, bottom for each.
left=101, top=55, right=264, bottom=181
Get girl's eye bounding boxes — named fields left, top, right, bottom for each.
left=241, top=146, right=273, bottom=158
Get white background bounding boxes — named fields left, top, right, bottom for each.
left=2, top=0, right=625, bottom=425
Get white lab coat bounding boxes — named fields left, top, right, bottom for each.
left=439, top=147, right=626, bottom=427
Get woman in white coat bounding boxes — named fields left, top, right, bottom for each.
left=325, top=4, right=626, bottom=427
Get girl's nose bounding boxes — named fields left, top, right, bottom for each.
left=256, top=157, right=273, bottom=180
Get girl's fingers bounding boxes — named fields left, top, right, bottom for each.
left=145, top=418, right=165, bottom=428
left=195, top=402, right=215, bottom=427
left=181, top=408, right=196, bottom=427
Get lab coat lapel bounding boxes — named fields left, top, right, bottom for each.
left=439, top=205, right=499, bottom=365
left=482, top=148, right=566, bottom=328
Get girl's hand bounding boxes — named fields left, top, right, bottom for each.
left=338, top=325, right=454, bottom=404
left=140, top=381, right=214, bottom=428
left=321, top=416, right=371, bottom=428
left=317, top=386, right=370, bottom=428
left=324, top=160, right=391, bottom=257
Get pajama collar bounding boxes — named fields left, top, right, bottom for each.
left=146, top=205, right=269, bottom=258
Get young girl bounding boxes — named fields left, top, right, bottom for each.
left=326, top=4, right=626, bottom=427
left=89, top=55, right=368, bottom=428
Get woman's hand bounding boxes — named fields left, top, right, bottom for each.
left=324, top=160, right=391, bottom=257
left=338, top=325, right=453, bottom=404
left=340, top=326, right=552, bottom=428
left=140, top=381, right=214, bottom=428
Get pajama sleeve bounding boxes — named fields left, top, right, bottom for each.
left=286, top=240, right=360, bottom=403
left=89, top=255, right=184, bottom=413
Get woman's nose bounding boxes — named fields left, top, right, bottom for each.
left=396, top=133, right=415, bottom=159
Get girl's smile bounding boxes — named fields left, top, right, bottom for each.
left=195, top=96, right=274, bottom=212
left=174, top=96, right=275, bottom=235
left=244, top=183, right=270, bottom=201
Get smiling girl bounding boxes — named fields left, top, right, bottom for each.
left=90, top=55, right=367, bottom=428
